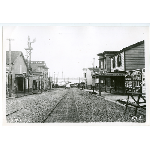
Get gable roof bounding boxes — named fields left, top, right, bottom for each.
left=110, top=40, right=144, bottom=58
left=6, top=51, right=21, bottom=64
left=6, top=51, right=27, bottom=67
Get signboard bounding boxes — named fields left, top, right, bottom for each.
left=125, top=69, right=143, bottom=93
left=142, top=68, right=146, bottom=94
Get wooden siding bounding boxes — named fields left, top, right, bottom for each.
left=11, top=54, right=28, bottom=92
left=125, top=44, right=145, bottom=71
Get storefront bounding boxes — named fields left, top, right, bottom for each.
left=98, top=72, right=125, bottom=94
left=125, top=68, right=145, bottom=95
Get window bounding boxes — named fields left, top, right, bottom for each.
left=84, top=73, right=86, bottom=78
left=117, top=54, right=121, bottom=67
left=101, top=61, right=103, bottom=69
left=113, top=57, right=115, bottom=68
left=104, top=59, right=106, bottom=69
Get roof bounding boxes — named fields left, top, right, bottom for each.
left=31, top=61, right=49, bottom=71
left=97, top=51, right=118, bottom=56
left=110, top=40, right=144, bottom=58
left=88, top=68, right=99, bottom=72
left=6, top=51, right=27, bottom=67
left=6, top=51, right=21, bottom=64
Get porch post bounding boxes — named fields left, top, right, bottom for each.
left=123, top=76, right=125, bottom=95
left=105, top=77, right=107, bottom=92
left=24, top=76, right=26, bottom=95
left=28, top=76, right=29, bottom=94
left=23, top=76, right=24, bottom=95
left=99, top=75, right=101, bottom=96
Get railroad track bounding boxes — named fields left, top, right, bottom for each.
left=6, top=90, right=68, bottom=123
left=42, top=89, right=80, bottom=123
left=41, top=93, right=68, bottom=123
left=6, top=108, right=23, bottom=117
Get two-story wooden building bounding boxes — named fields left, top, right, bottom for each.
left=96, top=51, right=118, bottom=91
left=31, top=61, right=49, bottom=91
left=110, top=40, right=145, bottom=94
left=97, top=40, right=145, bottom=94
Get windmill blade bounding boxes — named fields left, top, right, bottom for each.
left=33, top=38, right=36, bottom=43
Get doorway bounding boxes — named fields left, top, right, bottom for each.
left=17, top=77, right=23, bottom=91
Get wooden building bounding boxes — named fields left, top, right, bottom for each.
left=97, top=51, right=118, bottom=91
left=98, top=40, right=145, bottom=94
left=31, top=61, right=49, bottom=91
left=6, top=51, right=28, bottom=95
left=82, top=67, right=99, bottom=89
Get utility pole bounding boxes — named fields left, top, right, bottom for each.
left=7, top=39, right=14, bottom=97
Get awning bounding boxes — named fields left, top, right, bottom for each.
left=93, top=72, right=125, bottom=77
left=100, top=73, right=125, bottom=76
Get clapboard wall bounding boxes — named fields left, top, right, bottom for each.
left=125, top=43, right=145, bottom=71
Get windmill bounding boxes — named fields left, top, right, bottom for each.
left=25, top=36, right=36, bottom=73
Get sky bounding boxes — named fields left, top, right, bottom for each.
left=3, top=25, right=149, bottom=78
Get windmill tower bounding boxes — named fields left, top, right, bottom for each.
left=25, top=36, right=36, bottom=74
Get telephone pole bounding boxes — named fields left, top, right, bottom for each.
left=7, top=39, right=14, bottom=97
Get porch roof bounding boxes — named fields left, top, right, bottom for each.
left=92, top=72, right=125, bottom=78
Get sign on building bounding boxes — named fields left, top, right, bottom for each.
left=142, top=68, right=146, bottom=94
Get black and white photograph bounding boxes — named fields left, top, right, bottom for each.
left=2, top=25, right=149, bottom=124
left=1, top=1, right=150, bottom=150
